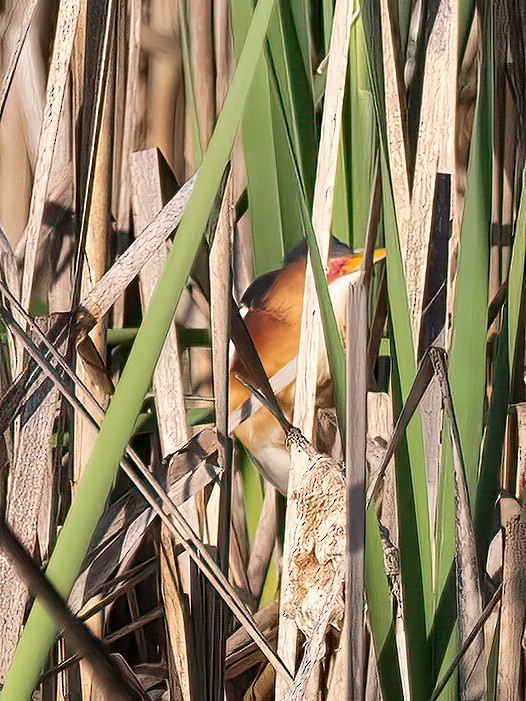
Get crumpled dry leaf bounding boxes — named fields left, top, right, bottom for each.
left=282, top=451, right=345, bottom=638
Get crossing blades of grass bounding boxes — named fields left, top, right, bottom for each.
left=1, top=0, right=279, bottom=696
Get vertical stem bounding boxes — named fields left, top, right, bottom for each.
left=210, top=175, right=234, bottom=700
left=346, top=281, right=368, bottom=700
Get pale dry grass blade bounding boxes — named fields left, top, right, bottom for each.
left=0, top=83, right=32, bottom=251
left=20, top=0, right=82, bottom=315
left=0, top=225, right=20, bottom=378
left=131, top=148, right=188, bottom=454
left=210, top=174, right=233, bottom=552
left=44, top=44, right=74, bottom=316
left=147, top=0, right=181, bottom=175
left=12, top=22, right=44, bottom=169
left=326, top=620, right=348, bottom=701
left=327, top=622, right=384, bottom=701
left=379, top=0, right=410, bottom=253
left=115, top=0, right=141, bottom=234
left=367, top=394, right=395, bottom=530
left=131, top=146, right=192, bottom=701
left=79, top=171, right=196, bottom=329
left=214, top=0, right=231, bottom=110
left=496, top=514, right=526, bottom=700
left=0, top=316, right=64, bottom=681
left=229, top=471, right=251, bottom=602
left=0, top=3, right=45, bottom=253
left=367, top=351, right=434, bottom=505
left=418, top=174, right=450, bottom=529
left=113, top=0, right=142, bottom=330
left=209, top=171, right=234, bottom=701
left=450, top=428, right=486, bottom=701
left=405, top=0, right=457, bottom=349
left=0, top=0, right=39, bottom=121
left=189, top=0, right=215, bottom=149
left=276, top=2, right=356, bottom=694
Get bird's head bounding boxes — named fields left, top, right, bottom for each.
left=283, top=235, right=386, bottom=285
left=326, top=247, right=387, bottom=283
left=239, top=235, right=386, bottom=318
left=323, top=235, right=386, bottom=284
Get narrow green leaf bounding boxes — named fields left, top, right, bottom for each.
left=381, top=153, right=433, bottom=699
left=475, top=317, right=508, bottom=557
left=434, top=4, right=493, bottom=696
left=348, top=14, right=377, bottom=249
left=321, top=0, right=333, bottom=51
left=289, top=0, right=312, bottom=83
left=365, top=507, right=403, bottom=701
left=268, top=0, right=317, bottom=199
left=507, top=174, right=526, bottom=370
left=332, top=135, right=352, bottom=245
left=231, top=0, right=284, bottom=274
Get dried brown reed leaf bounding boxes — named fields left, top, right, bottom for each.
left=189, top=0, right=215, bottom=148
left=226, top=601, right=279, bottom=679
left=20, top=0, right=81, bottom=315
left=406, top=0, right=457, bottom=347
left=496, top=513, right=526, bottom=700
left=379, top=0, right=410, bottom=252
left=0, top=0, right=39, bottom=121
left=0, top=316, right=64, bottom=681
left=131, top=146, right=192, bottom=701
left=79, top=171, right=196, bottom=331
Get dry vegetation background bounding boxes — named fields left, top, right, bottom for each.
left=0, top=0, right=525, bottom=700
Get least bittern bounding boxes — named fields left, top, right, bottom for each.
left=229, top=236, right=386, bottom=494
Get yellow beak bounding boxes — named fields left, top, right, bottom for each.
left=340, top=247, right=387, bottom=275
